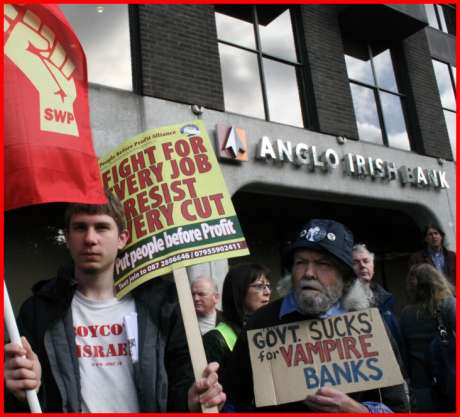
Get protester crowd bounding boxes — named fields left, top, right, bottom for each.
left=4, top=191, right=456, bottom=413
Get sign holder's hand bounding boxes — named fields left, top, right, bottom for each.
left=304, top=386, right=369, bottom=413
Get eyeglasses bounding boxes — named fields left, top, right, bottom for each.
left=249, top=283, right=272, bottom=292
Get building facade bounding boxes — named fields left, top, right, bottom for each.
left=6, top=4, right=456, bottom=314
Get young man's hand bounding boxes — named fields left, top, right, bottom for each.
left=303, top=386, right=369, bottom=413
left=4, top=337, right=42, bottom=401
left=187, top=362, right=226, bottom=412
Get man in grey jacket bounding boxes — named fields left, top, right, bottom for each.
left=4, top=191, right=225, bottom=412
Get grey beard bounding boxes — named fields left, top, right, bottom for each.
left=294, top=279, right=344, bottom=316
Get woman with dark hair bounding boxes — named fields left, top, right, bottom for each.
left=400, top=263, right=456, bottom=412
left=203, top=263, right=272, bottom=374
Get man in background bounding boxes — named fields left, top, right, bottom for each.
left=191, top=276, right=222, bottom=335
left=409, top=224, right=456, bottom=287
left=352, top=243, right=402, bottom=351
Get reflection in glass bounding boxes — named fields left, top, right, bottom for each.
left=345, top=54, right=374, bottom=85
left=373, top=49, right=398, bottom=92
left=437, top=6, right=448, bottom=33
left=219, top=44, right=264, bottom=119
left=380, top=93, right=410, bottom=151
left=350, top=84, right=383, bottom=145
left=452, top=66, right=456, bottom=86
left=444, top=110, right=456, bottom=159
left=259, top=9, right=296, bottom=61
left=215, top=11, right=255, bottom=49
left=61, top=5, right=132, bottom=90
left=263, top=59, right=303, bottom=127
left=432, top=60, right=456, bottom=110
left=425, top=4, right=440, bottom=30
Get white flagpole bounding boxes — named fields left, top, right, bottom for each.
left=4, top=282, right=42, bottom=413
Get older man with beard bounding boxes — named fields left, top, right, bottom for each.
left=223, top=219, right=408, bottom=413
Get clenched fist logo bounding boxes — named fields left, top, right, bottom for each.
left=4, top=4, right=79, bottom=136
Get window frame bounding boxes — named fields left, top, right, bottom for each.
left=346, top=43, right=411, bottom=150
left=425, top=4, right=456, bottom=35
left=432, top=59, right=456, bottom=159
left=215, top=5, right=307, bottom=128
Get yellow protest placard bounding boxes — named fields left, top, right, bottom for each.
left=247, top=308, right=404, bottom=407
left=99, top=120, right=249, bottom=298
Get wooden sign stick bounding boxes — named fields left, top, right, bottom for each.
left=173, top=267, right=219, bottom=413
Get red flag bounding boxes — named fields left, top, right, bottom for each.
left=4, top=4, right=106, bottom=211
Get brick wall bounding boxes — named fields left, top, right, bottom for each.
left=137, top=5, right=224, bottom=111
left=299, top=6, right=359, bottom=139
left=401, top=30, right=453, bottom=160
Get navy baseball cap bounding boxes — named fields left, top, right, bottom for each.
left=288, top=219, right=354, bottom=274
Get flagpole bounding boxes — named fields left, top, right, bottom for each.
left=4, top=282, right=42, bottom=413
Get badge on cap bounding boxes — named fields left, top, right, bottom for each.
left=327, top=232, right=336, bottom=241
left=305, top=226, right=326, bottom=242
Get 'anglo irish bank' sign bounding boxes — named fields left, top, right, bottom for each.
left=216, top=125, right=449, bottom=191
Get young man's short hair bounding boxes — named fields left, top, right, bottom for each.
left=64, top=189, right=127, bottom=232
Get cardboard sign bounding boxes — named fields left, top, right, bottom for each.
left=99, top=120, right=249, bottom=298
left=248, top=308, right=404, bottom=407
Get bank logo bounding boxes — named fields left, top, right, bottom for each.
left=216, top=124, right=248, bottom=161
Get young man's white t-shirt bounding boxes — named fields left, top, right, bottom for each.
left=72, top=290, right=139, bottom=412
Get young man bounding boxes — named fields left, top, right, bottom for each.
left=223, top=219, right=409, bottom=412
left=4, top=192, right=225, bottom=412
left=191, top=276, right=222, bottom=335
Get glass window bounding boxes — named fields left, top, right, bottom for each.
left=215, top=6, right=304, bottom=127
left=380, top=93, right=410, bottom=151
left=373, top=49, right=398, bottom=93
left=345, top=54, right=374, bottom=85
left=425, top=4, right=456, bottom=35
left=425, top=4, right=440, bottom=30
left=215, top=11, right=255, bottom=49
left=438, top=7, right=448, bottom=33
left=219, top=44, right=264, bottom=119
left=263, top=59, right=303, bottom=127
left=444, top=110, right=456, bottom=158
left=350, top=84, right=383, bottom=145
left=60, top=5, right=132, bottom=90
left=344, top=39, right=410, bottom=150
left=432, top=60, right=456, bottom=111
left=258, top=8, right=296, bottom=62
left=432, top=60, right=456, bottom=160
